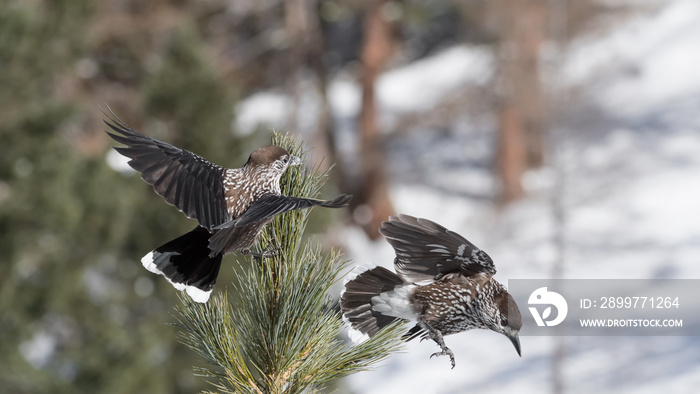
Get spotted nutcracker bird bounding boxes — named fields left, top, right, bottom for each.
left=341, top=214, right=521, bottom=368
left=104, top=110, right=351, bottom=303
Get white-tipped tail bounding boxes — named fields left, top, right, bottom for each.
left=340, top=265, right=374, bottom=343
left=340, top=265, right=407, bottom=339
left=141, top=251, right=160, bottom=274
left=340, top=264, right=375, bottom=297
left=140, top=250, right=212, bottom=303
left=347, top=321, right=371, bottom=344
left=185, top=286, right=212, bottom=303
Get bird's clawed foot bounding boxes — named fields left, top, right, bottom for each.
left=429, top=348, right=455, bottom=369
left=421, top=323, right=457, bottom=369
left=261, top=243, right=280, bottom=258
left=242, top=243, right=280, bottom=260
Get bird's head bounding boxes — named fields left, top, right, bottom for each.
left=246, top=145, right=302, bottom=175
left=490, top=290, right=522, bottom=357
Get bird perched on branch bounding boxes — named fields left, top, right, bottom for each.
left=341, top=214, right=521, bottom=368
left=104, top=109, right=351, bottom=303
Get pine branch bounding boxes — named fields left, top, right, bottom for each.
left=173, top=133, right=404, bottom=393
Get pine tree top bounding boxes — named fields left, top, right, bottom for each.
left=174, top=132, right=404, bottom=393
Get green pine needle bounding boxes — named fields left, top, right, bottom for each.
left=173, top=133, right=405, bottom=393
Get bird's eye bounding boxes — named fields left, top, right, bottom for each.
left=283, top=156, right=289, bottom=164
left=501, top=318, right=508, bottom=327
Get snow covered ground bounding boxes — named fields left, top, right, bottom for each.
left=334, top=1, right=700, bottom=393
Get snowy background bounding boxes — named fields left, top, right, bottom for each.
left=234, top=0, right=700, bottom=392
left=332, top=1, right=700, bottom=392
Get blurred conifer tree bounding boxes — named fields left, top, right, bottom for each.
left=0, top=1, right=243, bottom=393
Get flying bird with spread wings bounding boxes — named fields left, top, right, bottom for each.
left=104, top=109, right=351, bottom=303
left=341, top=215, right=521, bottom=368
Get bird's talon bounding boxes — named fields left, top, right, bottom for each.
left=261, top=245, right=280, bottom=258
left=446, top=350, right=456, bottom=368
left=429, top=349, right=456, bottom=368
left=242, top=244, right=280, bottom=260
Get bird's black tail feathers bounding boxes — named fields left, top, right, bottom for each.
left=141, top=226, right=222, bottom=303
left=341, top=266, right=405, bottom=338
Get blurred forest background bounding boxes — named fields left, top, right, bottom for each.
left=3, top=0, right=699, bottom=393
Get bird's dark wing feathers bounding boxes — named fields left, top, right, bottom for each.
left=214, top=193, right=352, bottom=229
left=379, top=214, right=496, bottom=283
left=103, top=109, right=230, bottom=231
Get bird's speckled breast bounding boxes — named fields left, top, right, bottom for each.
left=223, top=166, right=282, bottom=218
left=412, top=273, right=501, bottom=335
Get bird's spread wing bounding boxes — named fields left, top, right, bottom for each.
left=379, top=214, right=496, bottom=283
left=103, top=109, right=230, bottom=231
left=213, top=193, right=352, bottom=229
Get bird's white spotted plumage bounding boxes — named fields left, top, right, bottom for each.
left=340, top=214, right=523, bottom=368
left=105, top=110, right=350, bottom=303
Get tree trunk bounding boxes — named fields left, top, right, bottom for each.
left=497, top=100, right=526, bottom=202
left=519, top=0, right=548, bottom=168
left=305, top=0, right=338, bottom=173
left=356, top=0, right=395, bottom=238
left=284, top=0, right=307, bottom=132
left=494, top=0, right=548, bottom=203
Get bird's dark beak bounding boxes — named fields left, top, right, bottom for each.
left=508, top=333, right=521, bottom=357
left=290, top=155, right=302, bottom=166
